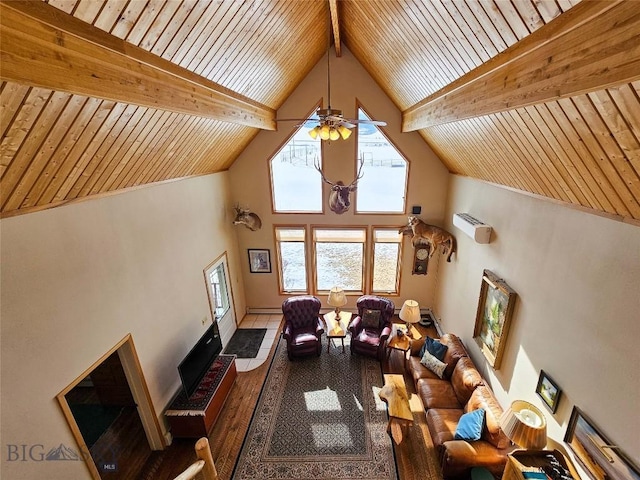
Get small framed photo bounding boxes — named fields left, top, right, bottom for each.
left=248, top=249, right=271, bottom=273
left=535, top=370, right=561, bottom=413
left=565, top=406, right=640, bottom=480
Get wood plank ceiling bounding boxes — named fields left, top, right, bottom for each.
left=1, top=0, right=639, bottom=224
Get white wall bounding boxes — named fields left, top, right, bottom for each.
left=0, top=173, right=245, bottom=479
left=434, top=175, right=640, bottom=466
left=228, top=46, right=449, bottom=311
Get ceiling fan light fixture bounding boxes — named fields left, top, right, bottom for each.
left=329, top=127, right=340, bottom=141
left=309, top=125, right=320, bottom=140
left=319, top=124, right=331, bottom=140
left=337, top=125, right=352, bottom=140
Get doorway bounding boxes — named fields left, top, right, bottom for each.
left=57, top=335, right=165, bottom=479
left=204, top=251, right=237, bottom=345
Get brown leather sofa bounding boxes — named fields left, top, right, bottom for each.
left=408, top=333, right=514, bottom=479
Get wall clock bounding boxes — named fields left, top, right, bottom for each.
left=412, top=245, right=430, bottom=275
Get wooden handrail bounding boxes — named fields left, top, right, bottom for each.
left=172, top=437, right=218, bottom=480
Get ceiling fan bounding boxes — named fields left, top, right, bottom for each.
left=276, top=43, right=387, bottom=141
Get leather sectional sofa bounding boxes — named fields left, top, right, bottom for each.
left=407, top=333, right=514, bottom=479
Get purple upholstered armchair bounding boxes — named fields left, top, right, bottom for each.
left=348, top=295, right=394, bottom=360
left=281, top=296, right=324, bottom=360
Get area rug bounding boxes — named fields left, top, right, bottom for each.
left=231, top=337, right=398, bottom=480
left=223, top=328, right=267, bottom=358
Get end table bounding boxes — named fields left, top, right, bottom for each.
left=323, top=311, right=352, bottom=353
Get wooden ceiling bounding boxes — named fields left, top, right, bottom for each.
left=1, top=0, right=639, bottom=223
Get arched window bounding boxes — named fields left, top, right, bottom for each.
left=356, top=107, right=408, bottom=213
left=270, top=116, right=322, bottom=213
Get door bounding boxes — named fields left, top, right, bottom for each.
left=204, top=252, right=236, bottom=346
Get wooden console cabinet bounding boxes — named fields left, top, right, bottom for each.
left=165, top=354, right=237, bottom=438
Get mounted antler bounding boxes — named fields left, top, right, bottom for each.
left=233, top=204, right=262, bottom=231
left=314, top=156, right=365, bottom=214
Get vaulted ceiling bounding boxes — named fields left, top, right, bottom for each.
left=1, top=0, right=639, bottom=223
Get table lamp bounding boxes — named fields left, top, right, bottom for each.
left=327, top=287, right=347, bottom=316
left=499, top=400, right=547, bottom=449
left=399, top=300, right=420, bottom=337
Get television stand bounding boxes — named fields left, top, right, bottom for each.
left=165, top=354, right=237, bottom=438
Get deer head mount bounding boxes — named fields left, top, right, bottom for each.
left=233, top=205, right=262, bottom=231
left=313, top=156, right=364, bottom=214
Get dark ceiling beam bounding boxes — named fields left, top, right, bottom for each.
left=329, top=0, right=342, bottom=57
left=0, top=1, right=276, bottom=130
left=402, top=0, right=640, bottom=131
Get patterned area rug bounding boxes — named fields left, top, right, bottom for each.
left=231, top=337, right=398, bottom=480
left=223, top=328, right=268, bottom=358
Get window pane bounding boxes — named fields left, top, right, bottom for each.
left=356, top=109, right=407, bottom=213
left=280, top=242, right=307, bottom=291
left=372, top=243, right=400, bottom=292
left=374, top=229, right=402, bottom=243
left=271, top=118, right=322, bottom=212
left=316, top=243, right=363, bottom=291
left=314, top=229, right=366, bottom=242
left=210, top=265, right=229, bottom=317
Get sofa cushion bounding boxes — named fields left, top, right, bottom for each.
left=420, top=350, right=447, bottom=378
left=440, top=334, right=469, bottom=379
left=425, top=407, right=464, bottom=449
left=465, top=385, right=511, bottom=449
left=361, top=309, right=381, bottom=329
left=454, top=408, right=485, bottom=441
left=451, top=357, right=484, bottom=406
left=420, top=336, right=448, bottom=361
left=408, top=355, right=443, bottom=387
left=417, top=378, right=462, bottom=409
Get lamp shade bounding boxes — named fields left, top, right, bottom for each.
left=327, top=287, right=347, bottom=308
left=499, top=400, right=547, bottom=449
left=399, top=300, right=420, bottom=324
left=337, top=125, right=352, bottom=140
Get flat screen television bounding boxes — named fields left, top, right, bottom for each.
left=178, top=322, right=222, bottom=398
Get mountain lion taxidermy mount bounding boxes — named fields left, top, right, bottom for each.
left=405, top=216, right=456, bottom=262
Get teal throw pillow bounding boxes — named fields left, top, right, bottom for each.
left=361, top=309, right=381, bottom=329
left=454, top=408, right=485, bottom=441
left=419, top=336, right=448, bottom=361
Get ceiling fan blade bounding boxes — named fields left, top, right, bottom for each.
left=337, top=120, right=357, bottom=129
left=342, top=118, right=388, bottom=127
left=358, top=120, right=387, bottom=126
left=276, top=118, right=311, bottom=122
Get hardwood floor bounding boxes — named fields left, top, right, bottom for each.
left=139, top=320, right=440, bottom=480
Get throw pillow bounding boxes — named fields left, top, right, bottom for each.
left=361, top=309, right=381, bottom=329
left=419, top=336, right=448, bottom=361
left=420, top=350, right=447, bottom=379
left=454, top=408, right=485, bottom=441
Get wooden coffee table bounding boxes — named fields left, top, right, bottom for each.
left=323, top=311, right=352, bottom=353
left=378, top=374, right=414, bottom=444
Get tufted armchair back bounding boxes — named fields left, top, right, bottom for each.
left=282, top=296, right=321, bottom=328
left=355, top=295, right=395, bottom=328
left=281, top=296, right=324, bottom=360
left=348, top=295, right=395, bottom=360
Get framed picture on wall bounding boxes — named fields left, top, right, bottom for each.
left=473, top=269, right=517, bottom=369
left=535, top=370, right=561, bottom=413
left=565, top=406, right=640, bottom=480
left=248, top=249, right=271, bottom=273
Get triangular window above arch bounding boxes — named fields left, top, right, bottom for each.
left=270, top=114, right=322, bottom=213
left=356, top=107, right=408, bottom=214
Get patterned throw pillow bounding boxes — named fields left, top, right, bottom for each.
left=420, top=350, right=447, bottom=379
left=361, top=309, right=381, bottom=329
